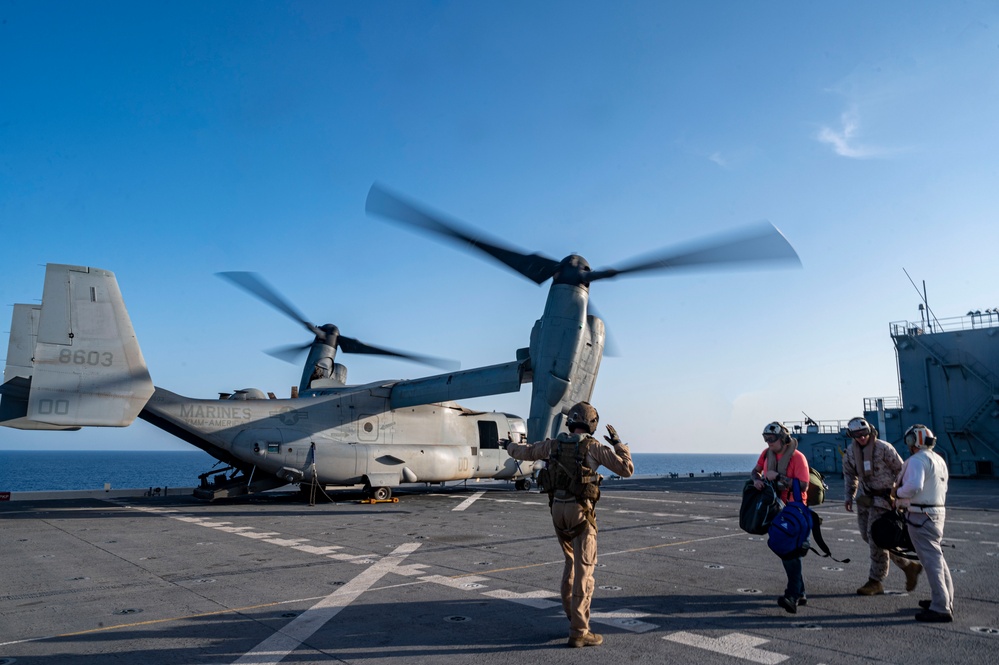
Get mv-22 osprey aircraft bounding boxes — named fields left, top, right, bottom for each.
left=0, top=185, right=800, bottom=500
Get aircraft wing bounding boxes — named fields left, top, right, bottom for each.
left=389, top=360, right=527, bottom=409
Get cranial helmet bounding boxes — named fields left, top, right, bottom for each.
left=904, top=424, right=936, bottom=450
left=762, top=421, right=789, bottom=441
left=847, top=417, right=872, bottom=436
left=567, top=401, right=599, bottom=434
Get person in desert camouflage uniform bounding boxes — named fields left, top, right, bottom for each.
left=505, top=402, right=634, bottom=648
left=843, top=417, right=923, bottom=595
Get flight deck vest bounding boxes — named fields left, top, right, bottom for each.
left=540, top=435, right=602, bottom=507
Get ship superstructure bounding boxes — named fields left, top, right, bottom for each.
left=790, top=308, right=999, bottom=477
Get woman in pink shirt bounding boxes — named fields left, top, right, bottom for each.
left=751, top=421, right=810, bottom=613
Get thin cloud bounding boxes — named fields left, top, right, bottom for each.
left=708, top=151, right=729, bottom=168
left=816, top=107, right=884, bottom=159
left=704, top=146, right=760, bottom=169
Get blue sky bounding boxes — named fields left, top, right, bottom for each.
left=2, top=1, right=999, bottom=453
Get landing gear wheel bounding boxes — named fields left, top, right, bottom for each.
left=515, top=478, right=532, bottom=491
left=371, top=486, right=392, bottom=501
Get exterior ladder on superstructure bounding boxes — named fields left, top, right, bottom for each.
left=908, top=334, right=999, bottom=459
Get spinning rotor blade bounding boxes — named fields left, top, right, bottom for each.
left=366, top=183, right=561, bottom=284
left=338, top=336, right=460, bottom=371
left=265, top=337, right=458, bottom=371
left=218, top=271, right=459, bottom=370
left=264, top=342, right=313, bottom=364
left=585, top=221, right=801, bottom=283
left=218, top=272, right=320, bottom=336
left=585, top=299, right=620, bottom=357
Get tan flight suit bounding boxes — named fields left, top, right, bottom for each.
left=844, top=437, right=916, bottom=582
left=507, top=431, right=634, bottom=638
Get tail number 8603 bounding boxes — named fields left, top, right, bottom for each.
left=59, top=349, right=114, bottom=367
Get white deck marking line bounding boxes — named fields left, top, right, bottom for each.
left=664, top=631, right=788, bottom=664
left=112, top=502, right=378, bottom=561
left=420, top=574, right=491, bottom=589
left=481, top=589, right=560, bottom=609
left=590, top=608, right=657, bottom=633
left=452, top=491, right=486, bottom=511
left=948, top=519, right=999, bottom=527
left=233, top=542, right=420, bottom=665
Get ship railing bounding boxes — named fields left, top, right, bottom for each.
left=863, top=396, right=902, bottom=412
left=891, top=309, right=999, bottom=336
left=784, top=419, right=849, bottom=436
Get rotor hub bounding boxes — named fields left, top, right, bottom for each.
left=553, top=254, right=592, bottom=286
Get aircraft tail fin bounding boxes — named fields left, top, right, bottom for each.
left=4, top=304, right=39, bottom=382
left=1, top=264, right=154, bottom=429
left=1, top=304, right=79, bottom=430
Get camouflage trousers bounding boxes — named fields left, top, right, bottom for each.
left=552, top=497, right=598, bottom=638
left=858, top=501, right=914, bottom=580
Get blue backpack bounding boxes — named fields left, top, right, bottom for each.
left=767, top=479, right=812, bottom=560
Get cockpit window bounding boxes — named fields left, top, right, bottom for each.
left=478, top=421, right=500, bottom=449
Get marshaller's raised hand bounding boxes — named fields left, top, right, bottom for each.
left=604, top=424, right=622, bottom=447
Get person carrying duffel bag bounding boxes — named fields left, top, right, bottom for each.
left=750, top=421, right=811, bottom=614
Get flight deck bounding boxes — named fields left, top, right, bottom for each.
left=1, top=475, right=997, bottom=664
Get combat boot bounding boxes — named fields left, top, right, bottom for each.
left=777, top=595, right=798, bottom=614
left=904, top=562, right=923, bottom=592
left=567, top=632, right=603, bottom=648
left=856, top=578, right=884, bottom=595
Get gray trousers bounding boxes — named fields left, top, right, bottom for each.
left=859, top=502, right=915, bottom=580
left=907, top=511, right=954, bottom=615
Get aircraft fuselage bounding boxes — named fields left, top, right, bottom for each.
left=141, top=384, right=531, bottom=488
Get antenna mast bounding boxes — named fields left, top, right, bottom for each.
left=903, top=268, right=940, bottom=332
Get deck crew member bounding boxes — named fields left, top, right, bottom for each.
left=505, top=401, right=634, bottom=648
left=751, top=421, right=810, bottom=613
left=843, top=417, right=923, bottom=595
left=894, top=424, right=954, bottom=622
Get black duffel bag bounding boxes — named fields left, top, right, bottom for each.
left=871, top=510, right=918, bottom=560
left=740, top=480, right=784, bottom=535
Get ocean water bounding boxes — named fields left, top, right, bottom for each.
left=0, top=450, right=757, bottom=492
left=631, top=453, right=757, bottom=478
left=0, top=450, right=221, bottom=492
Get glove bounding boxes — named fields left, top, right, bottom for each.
left=603, top=424, right=623, bottom=447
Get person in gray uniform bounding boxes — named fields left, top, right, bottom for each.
left=894, top=424, right=954, bottom=622
left=505, top=401, right=634, bottom=648
left=843, top=417, right=923, bottom=595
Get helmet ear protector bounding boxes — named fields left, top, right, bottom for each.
left=904, top=424, right=936, bottom=450
left=566, top=401, right=599, bottom=434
